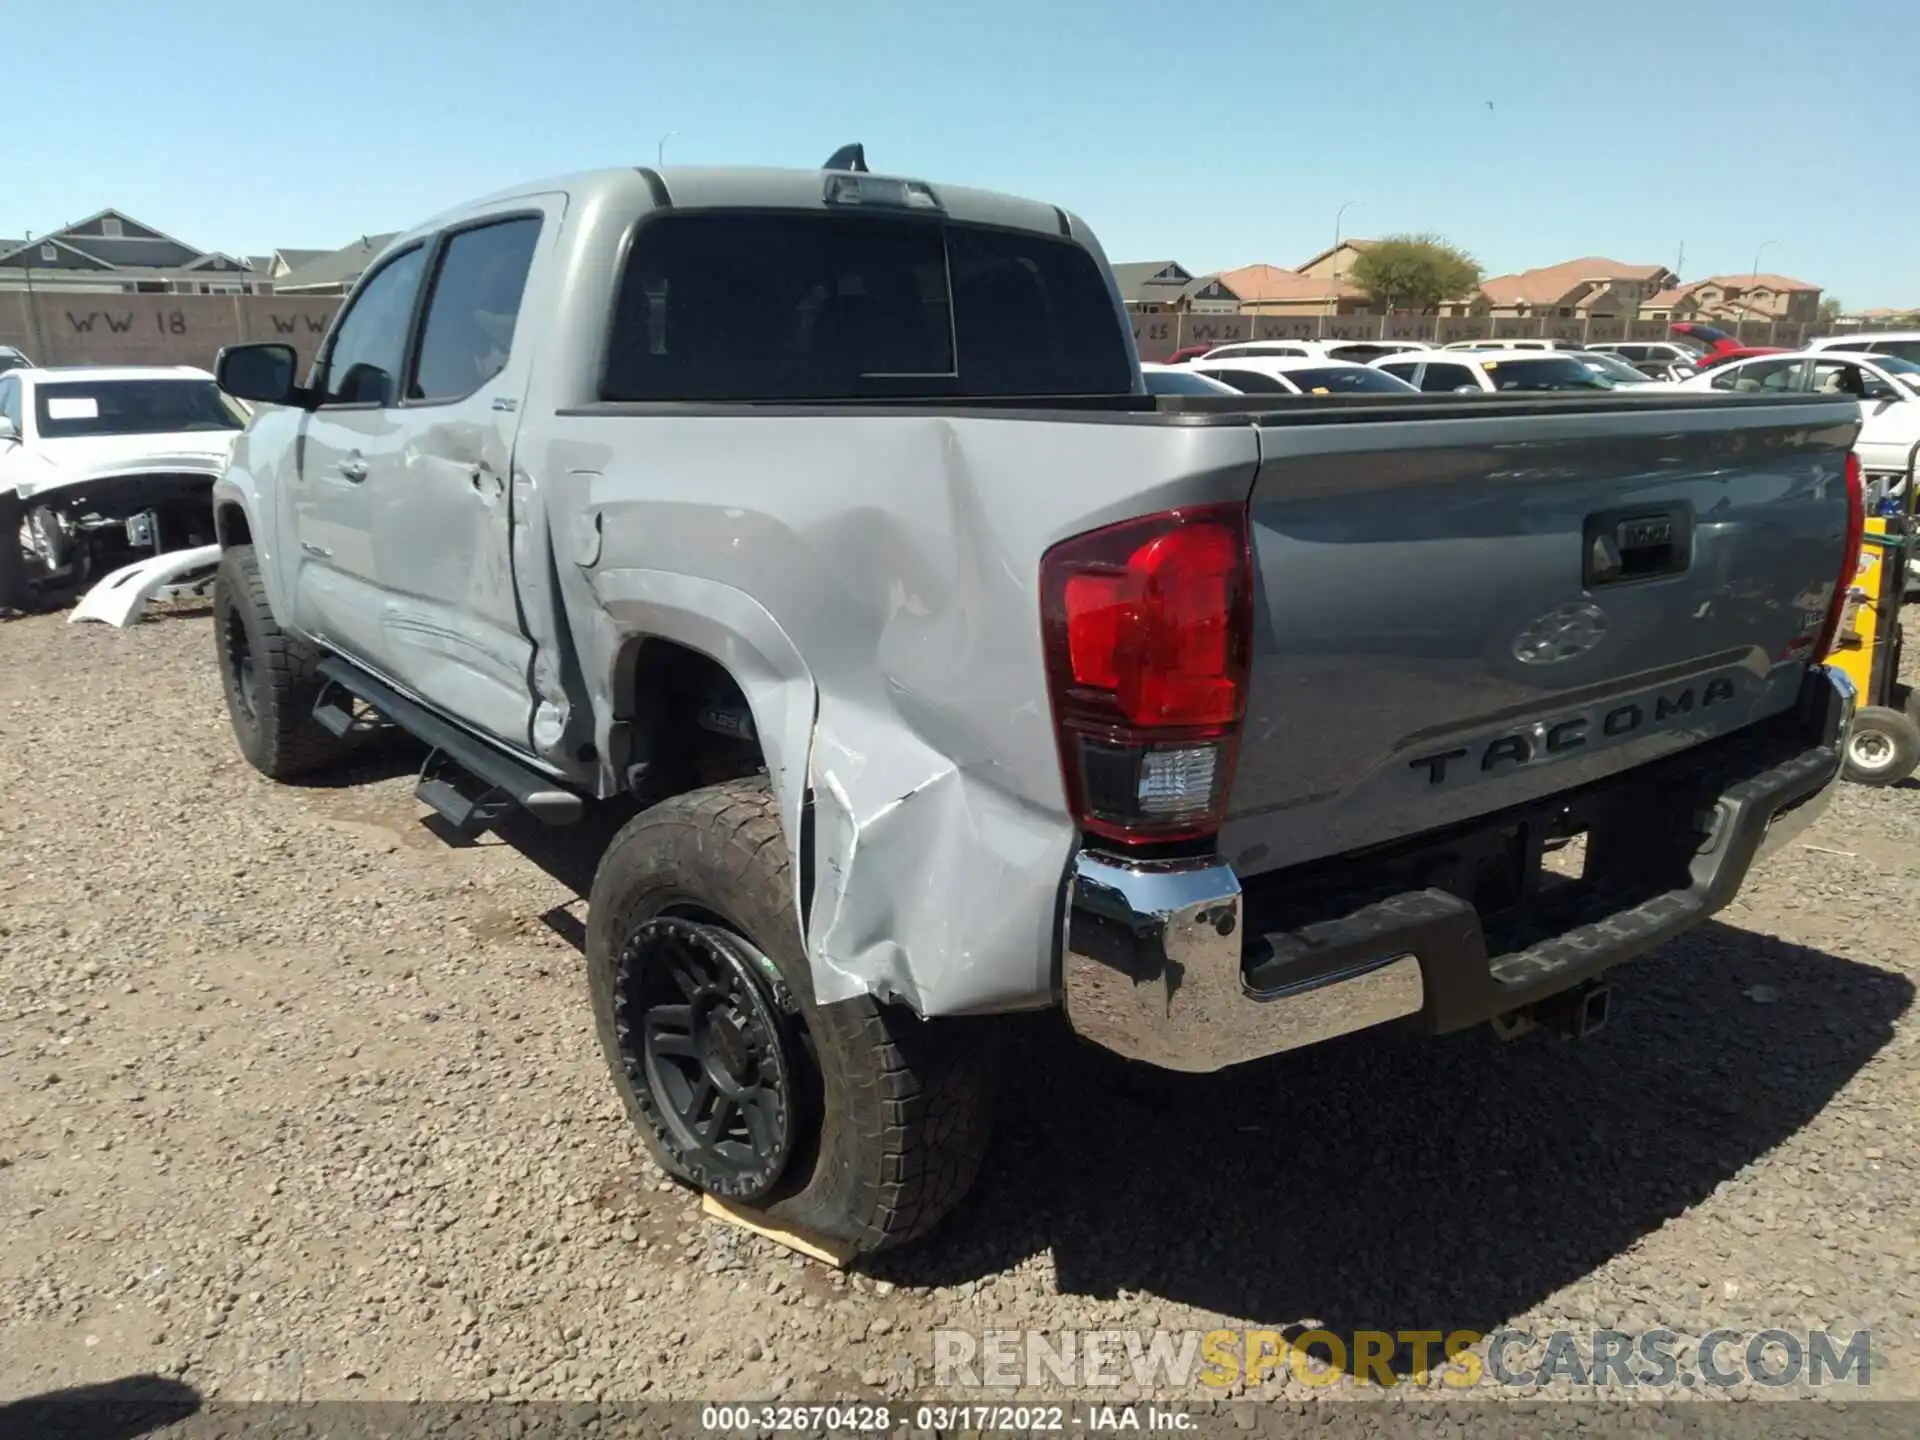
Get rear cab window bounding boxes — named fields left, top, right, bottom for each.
left=601, top=211, right=1134, bottom=401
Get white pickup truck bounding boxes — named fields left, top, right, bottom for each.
left=203, top=150, right=1862, bottom=1253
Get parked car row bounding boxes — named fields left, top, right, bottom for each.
left=1372, top=348, right=1665, bottom=394
left=1154, top=321, right=1912, bottom=387
left=1145, top=332, right=1920, bottom=561
left=1144, top=344, right=1687, bottom=399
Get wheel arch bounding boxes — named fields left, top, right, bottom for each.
left=592, top=573, right=819, bottom=941
left=210, top=468, right=291, bottom=631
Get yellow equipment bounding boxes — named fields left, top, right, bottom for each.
left=1830, top=443, right=1920, bottom=785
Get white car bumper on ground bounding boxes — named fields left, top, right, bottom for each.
left=67, top=544, right=221, bottom=628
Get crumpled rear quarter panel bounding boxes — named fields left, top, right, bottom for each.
left=537, top=411, right=1259, bottom=1015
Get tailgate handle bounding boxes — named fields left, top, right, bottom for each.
left=1584, top=505, right=1692, bottom=587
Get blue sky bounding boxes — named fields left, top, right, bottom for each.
left=10, top=1, right=1915, bottom=307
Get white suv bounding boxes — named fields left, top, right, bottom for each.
left=1805, top=331, right=1920, bottom=366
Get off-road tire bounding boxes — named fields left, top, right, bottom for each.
left=587, top=777, right=998, bottom=1254
left=213, top=544, right=345, bottom=781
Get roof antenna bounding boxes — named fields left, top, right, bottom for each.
left=823, top=143, right=868, bottom=173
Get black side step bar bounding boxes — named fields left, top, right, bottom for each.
left=314, top=657, right=585, bottom=835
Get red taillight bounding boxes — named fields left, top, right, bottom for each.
left=1812, top=451, right=1867, bottom=664
left=1040, top=504, right=1253, bottom=845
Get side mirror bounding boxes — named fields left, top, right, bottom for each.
left=1872, top=396, right=1901, bottom=414
left=0, top=416, right=16, bottom=443
left=215, top=342, right=304, bottom=408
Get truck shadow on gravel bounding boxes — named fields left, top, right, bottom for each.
left=878, top=922, right=1912, bottom=1359
left=0, top=1374, right=201, bottom=1440
left=422, top=808, right=1911, bottom=1365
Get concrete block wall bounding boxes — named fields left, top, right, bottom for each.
left=0, top=293, right=341, bottom=377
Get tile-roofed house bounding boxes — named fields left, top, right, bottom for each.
left=1294, top=239, right=1380, bottom=282
left=1110, top=261, right=1241, bottom=314
left=1479, top=257, right=1678, bottom=318
left=1698, top=273, right=1823, bottom=323
left=1638, top=285, right=1701, bottom=320
left=0, top=208, right=273, bottom=294
left=1218, top=263, right=1369, bottom=316
left=272, top=234, right=402, bottom=296
left=1640, top=273, right=1824, bottom=324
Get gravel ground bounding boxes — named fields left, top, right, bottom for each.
left=1, top=602, right=1916, bottom=1414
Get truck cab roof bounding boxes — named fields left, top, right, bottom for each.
left=386, top=164, right=1089, bottom=261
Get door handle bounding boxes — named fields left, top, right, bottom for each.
left=471, top=467, right=505, bottom=497
left=301, top=540, right=333, bottom=559
left=338, top=457, right=368, bottom=483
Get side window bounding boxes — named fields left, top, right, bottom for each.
left=1855, top=365, right=1898, bottom=401
left=1422, top=364, right=1474, bottom=392
left=409, top=216, right=542, bottom=403
left=1814, top=361, right=1893, bottom=401
left=1613, top=345, right=1645, bottom=361
left=1379, top=362, right=1419, bottom=383
left=0, top=377, right=20, bottom=431
left=1718, top=358, right=1805, bottom=393
left=315, top=246, right=428, bottom=407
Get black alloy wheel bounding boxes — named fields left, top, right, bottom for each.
left=618, top=916, right=801, bottom=1201
left=222, top=601, right=260, bottom=726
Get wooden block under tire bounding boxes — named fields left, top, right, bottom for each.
left=700, top=1194, right=857, bottom=1269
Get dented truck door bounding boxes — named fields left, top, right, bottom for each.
left=363, top=201, right=560, bottom=753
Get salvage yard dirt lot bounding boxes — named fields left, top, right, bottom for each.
left=2, top=603, right=1917, bottom=1408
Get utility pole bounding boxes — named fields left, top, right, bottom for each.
left=657, top=130, right=679, bottom=166
left=1327, top=199, right=1359, bottom=329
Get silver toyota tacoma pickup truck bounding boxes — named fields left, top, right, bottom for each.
left=206, top=149, right=1864, bottom=1255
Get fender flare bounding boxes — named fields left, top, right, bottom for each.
left=589, top=567, right=819, bottom=930
left=210, top=472, right=290, bottom=629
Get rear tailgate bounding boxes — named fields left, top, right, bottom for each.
left=1219, top=393, right=1861, bottom=877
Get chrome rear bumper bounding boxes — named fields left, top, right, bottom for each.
left=1061, top=853, right=1424, bottom=1073
left=1061, top=663, right=1854, bottom=1075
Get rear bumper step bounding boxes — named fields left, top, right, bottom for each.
left=314, top=656, right=584, bottom=831
left=1061, top=663, right=1855, bottom=1074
